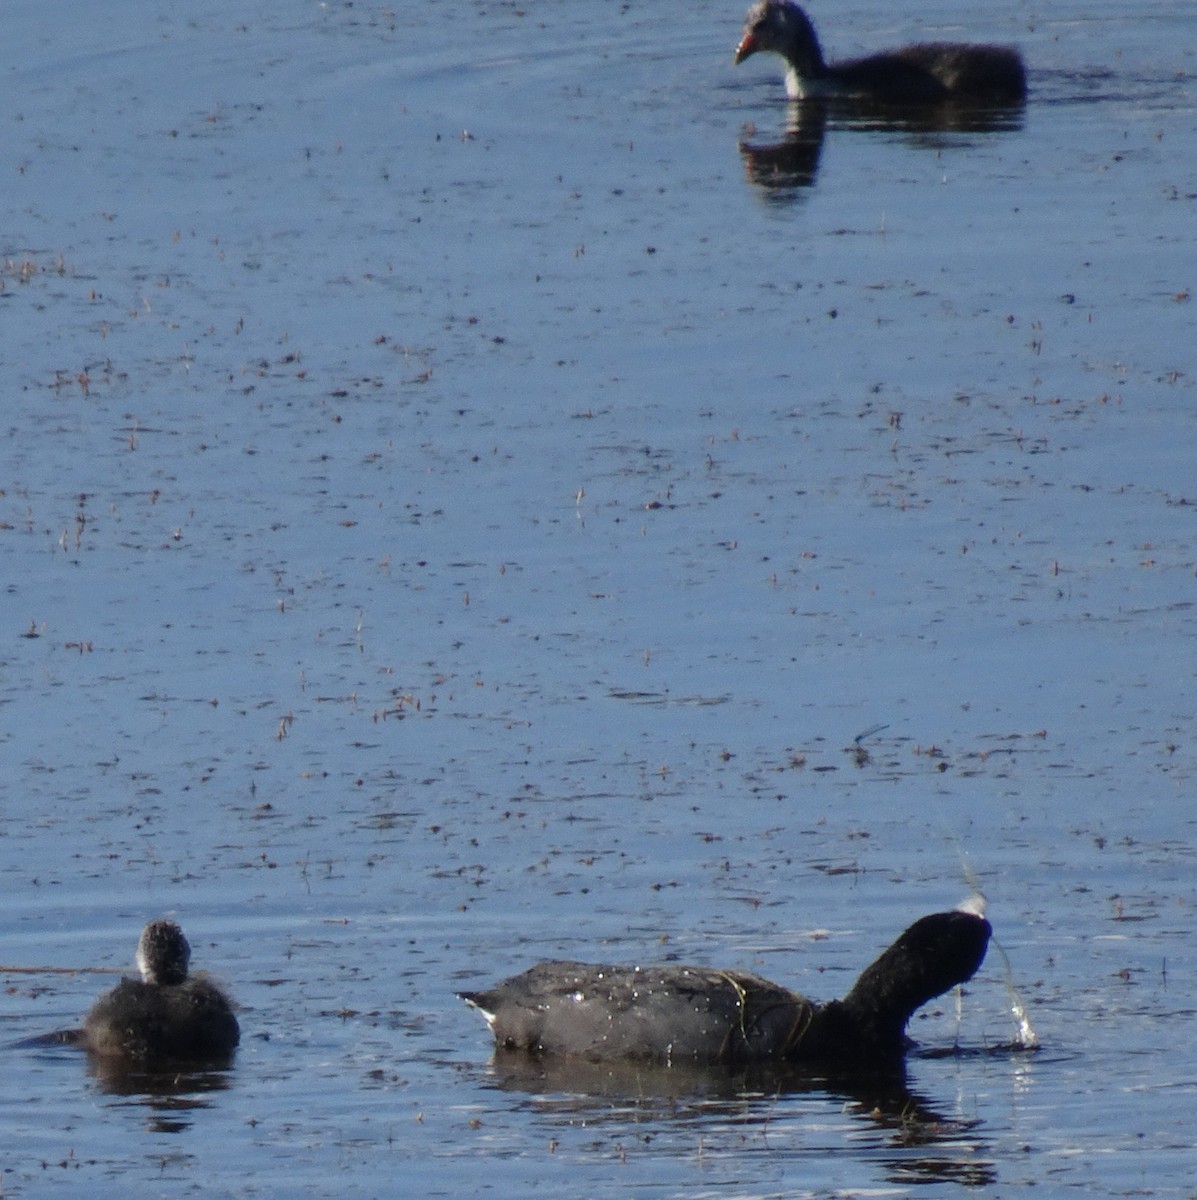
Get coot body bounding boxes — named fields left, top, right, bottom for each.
left=462, top=909, right=990, bottom=1066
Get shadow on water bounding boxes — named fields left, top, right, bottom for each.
left=473, top=1037, right=1048, bottom=1183
left=478, top=1047, right=1004, bottom=1184
left=738, top=96, right=1025, bottom=198
left=86, top=1060, right=236, bottom=1133
left=9, top=1027, right=236, bottom=1132
left=475, top=1048, right=1010, bottom=1184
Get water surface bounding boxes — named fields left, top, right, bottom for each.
left=2, top=0, right=1197, bottom=1195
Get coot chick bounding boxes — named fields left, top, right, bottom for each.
left=734, top=0, right=1026, bottom=103
left=82, top=919, right=239, bottom=1064
left=461, top=908, right=989, bottom=1066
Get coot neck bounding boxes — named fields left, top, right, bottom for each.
left=779, top=7, right=828, bottom=99
left=836, top=913, right=984, bottom=1044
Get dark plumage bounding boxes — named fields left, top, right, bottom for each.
left=81, top=919, right=239, bottom=1064
left=735, top=1, right=1026, bottom=103
left=461, top=908, right=990, bottom=1066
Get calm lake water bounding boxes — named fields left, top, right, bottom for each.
left=2, top=0, right=1196, bottom=1195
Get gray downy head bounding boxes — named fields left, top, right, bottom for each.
left=136, top=919, right=192, bottom=986
left=736, top=0, right=826, bottom=76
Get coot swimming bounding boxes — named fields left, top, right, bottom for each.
left=81, top=919, right=240, bottom=1064
left=734, top=1, right=1027, bottom=103
left=461, top=908, right=989, bottom=1066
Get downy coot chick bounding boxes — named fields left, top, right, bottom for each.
left=734, top=1, right=1027, bottom=103
left=461, top=908, right=989, bottom=1066
left=82, top=919, right=239, bottom=1064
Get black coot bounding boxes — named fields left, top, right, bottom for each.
left=734, top=1, right=1026, bottom=103
left=81, top=919, right=239, bottom=1064
left=462, top=908, right=990, bottom=1066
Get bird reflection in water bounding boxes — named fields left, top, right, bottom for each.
left=85, top=1057, right=234, bottom=1134
left=479, top=1048, right=998, bottom=1187
left=739, top=98, right=1025, bottom=198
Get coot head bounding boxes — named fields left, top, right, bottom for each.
left=735, top=0, right=825, bottom=75
left=135, top=918, right=191, bottom=986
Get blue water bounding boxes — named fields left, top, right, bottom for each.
left=2, top=0, right=1197, bottom=1194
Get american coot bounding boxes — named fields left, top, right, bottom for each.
left=461, top=908, right=990, bottom=1066
left=734, top=1, right=1027, bottom=104
left=81, top=919, right=240, bottom=1064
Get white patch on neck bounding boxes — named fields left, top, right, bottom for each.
left=784, top=64, right=807, bottom=99
left=784, top=65, right=834, bottom=100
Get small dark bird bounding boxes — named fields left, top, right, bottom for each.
left=735, top=1, right=1027, bottom=103
left=80, top=919, right=240, bottom=1064
left=461, top=907, right=990, bottom=1066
